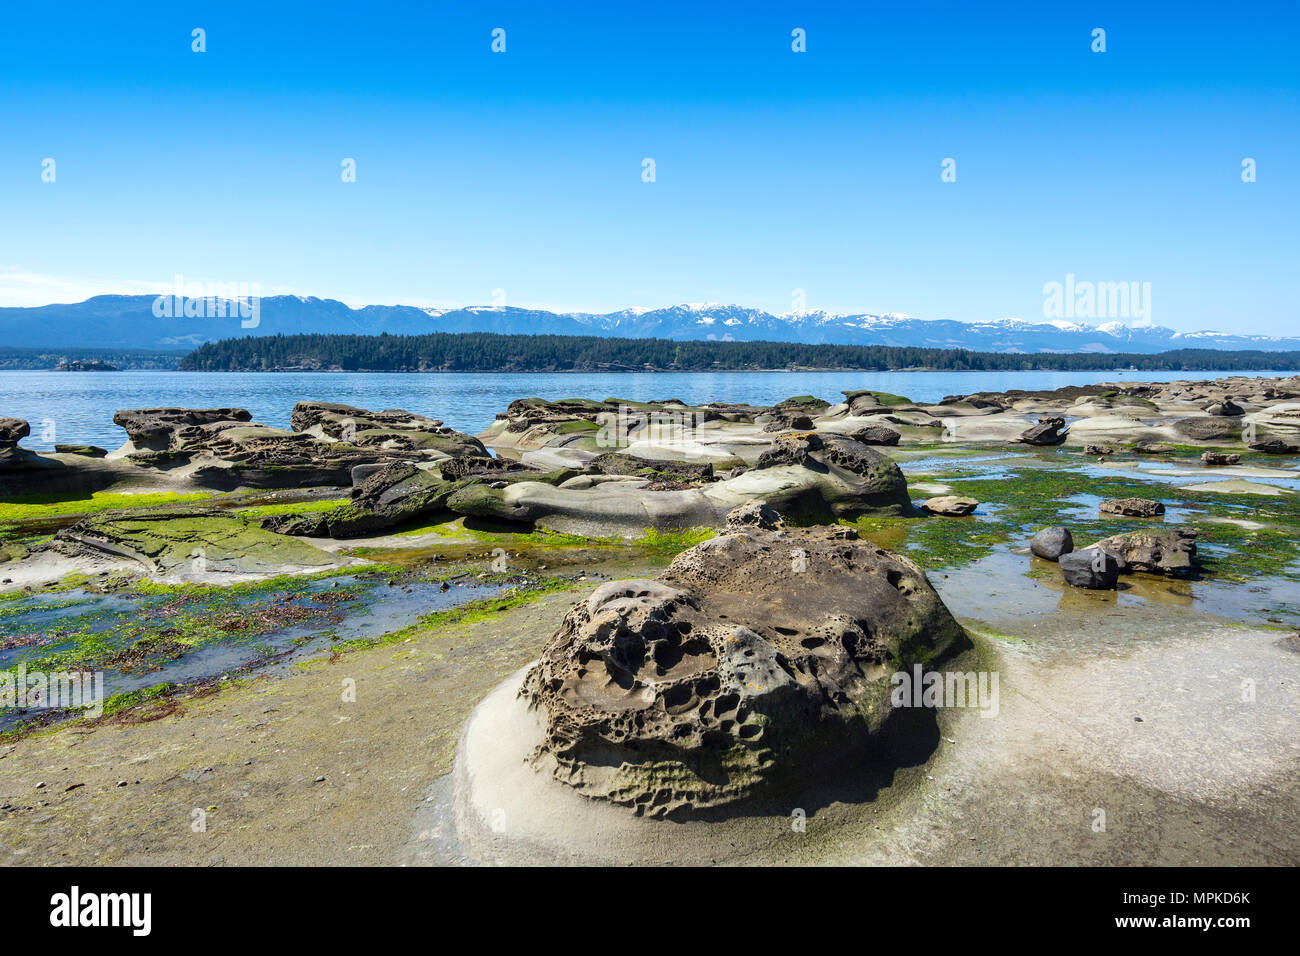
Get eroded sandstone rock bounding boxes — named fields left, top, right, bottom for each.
left=848, top=423, right=902, bottom=446
left=922, top=495, right=978, bottom=516
left=1173, top=416, right=1242, bottom=442
left=1099, top=497, right=1166, bottom=517
left=519, top=525, right=965, bottom=816
left=290, top=401, right=486, bottom=457
left=0, top=418, right=31, bottom=446
left=1090, top=528, right=1198, bottom=576
left=1201, top=451, right=1241, bottom=466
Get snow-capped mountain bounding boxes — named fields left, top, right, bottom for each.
left=1, top=295, right=1297, bottom=354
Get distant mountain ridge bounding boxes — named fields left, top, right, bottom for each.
left=2, top=294, right=1298, bottom=355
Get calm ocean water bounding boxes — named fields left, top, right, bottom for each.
left=0, top=369, right=1286, bottom=452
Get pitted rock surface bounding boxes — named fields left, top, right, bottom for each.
left=112, top=408, right=252, bottom=448
left=290, top=401, right=486, bottom=456
left=1090, top=527, right=1198, bottom=576
left=724, top=499, right=784, bottom=530
left=1099, top=497, right=1166, bottom=518
left=519, top=525, right=965, bottom=817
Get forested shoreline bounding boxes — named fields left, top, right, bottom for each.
left=178, top=331, right=1300, bottom=373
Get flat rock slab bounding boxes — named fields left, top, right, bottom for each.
left=53, top=510, right=344, bottom=579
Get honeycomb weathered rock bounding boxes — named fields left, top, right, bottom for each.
left=520, top=524, right=965, bottom=817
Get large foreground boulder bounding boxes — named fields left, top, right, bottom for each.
left=519, top=525, right=965, bottom=816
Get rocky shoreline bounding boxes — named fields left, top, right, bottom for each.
left=2, top=375, right=1299, bottom=862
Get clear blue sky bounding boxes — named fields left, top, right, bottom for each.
left=1, top=0, right=1295, bottom=332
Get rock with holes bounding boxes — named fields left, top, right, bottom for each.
left=724, top=499, right=784, bottom=530
left=1100, top=497, right=1166, bottom=517
left=519, top=524, right=965, bottom=816
left=1090, top=528, right=1198, bottom=576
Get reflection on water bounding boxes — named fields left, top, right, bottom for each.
left=0, top=576, right=501, bottom=730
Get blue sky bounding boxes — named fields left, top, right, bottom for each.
left=1, top=0, right=1296, bottom=333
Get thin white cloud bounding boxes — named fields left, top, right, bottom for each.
left=0, top=270, right=159, bottom=307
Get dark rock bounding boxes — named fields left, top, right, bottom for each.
left=1099, top=497, right=1165, bottom=517
left=1201, top=451, right=1240, bottom=466
left=847, top=423, right=902, bottom=446
left=1030, top=526, right=1074, bottom=561
left=1249, top=438, right=1300, bottom=455
left=262, top=462, right=464, bottom=538
left=519, top=524, right=965, bottom=816
left=755, top=432, right=913, bottom=517
left=589, top=452, right=714, bottom=483
left=438, top=455, right=543, bottom=481
left=53, top=445, right=108, bottom=458
left=0, top=418, right=31, bottom=446
left=1083, top=444, right=1115, bottom=456
left=1059, top=547, right=1119, bottom=589
left=763, top=413, right=815, bottom=432
left=1020, top=416, right=1067, bottom=446
left=1204, top=399, right=1244, bottom=416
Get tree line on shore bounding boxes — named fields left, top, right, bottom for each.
left=177, top=331, right=1300, bottom=373
left=0, top=347, right=184, bottom=370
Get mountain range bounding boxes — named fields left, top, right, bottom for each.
left=3, top=295, right=1299, bottom=355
